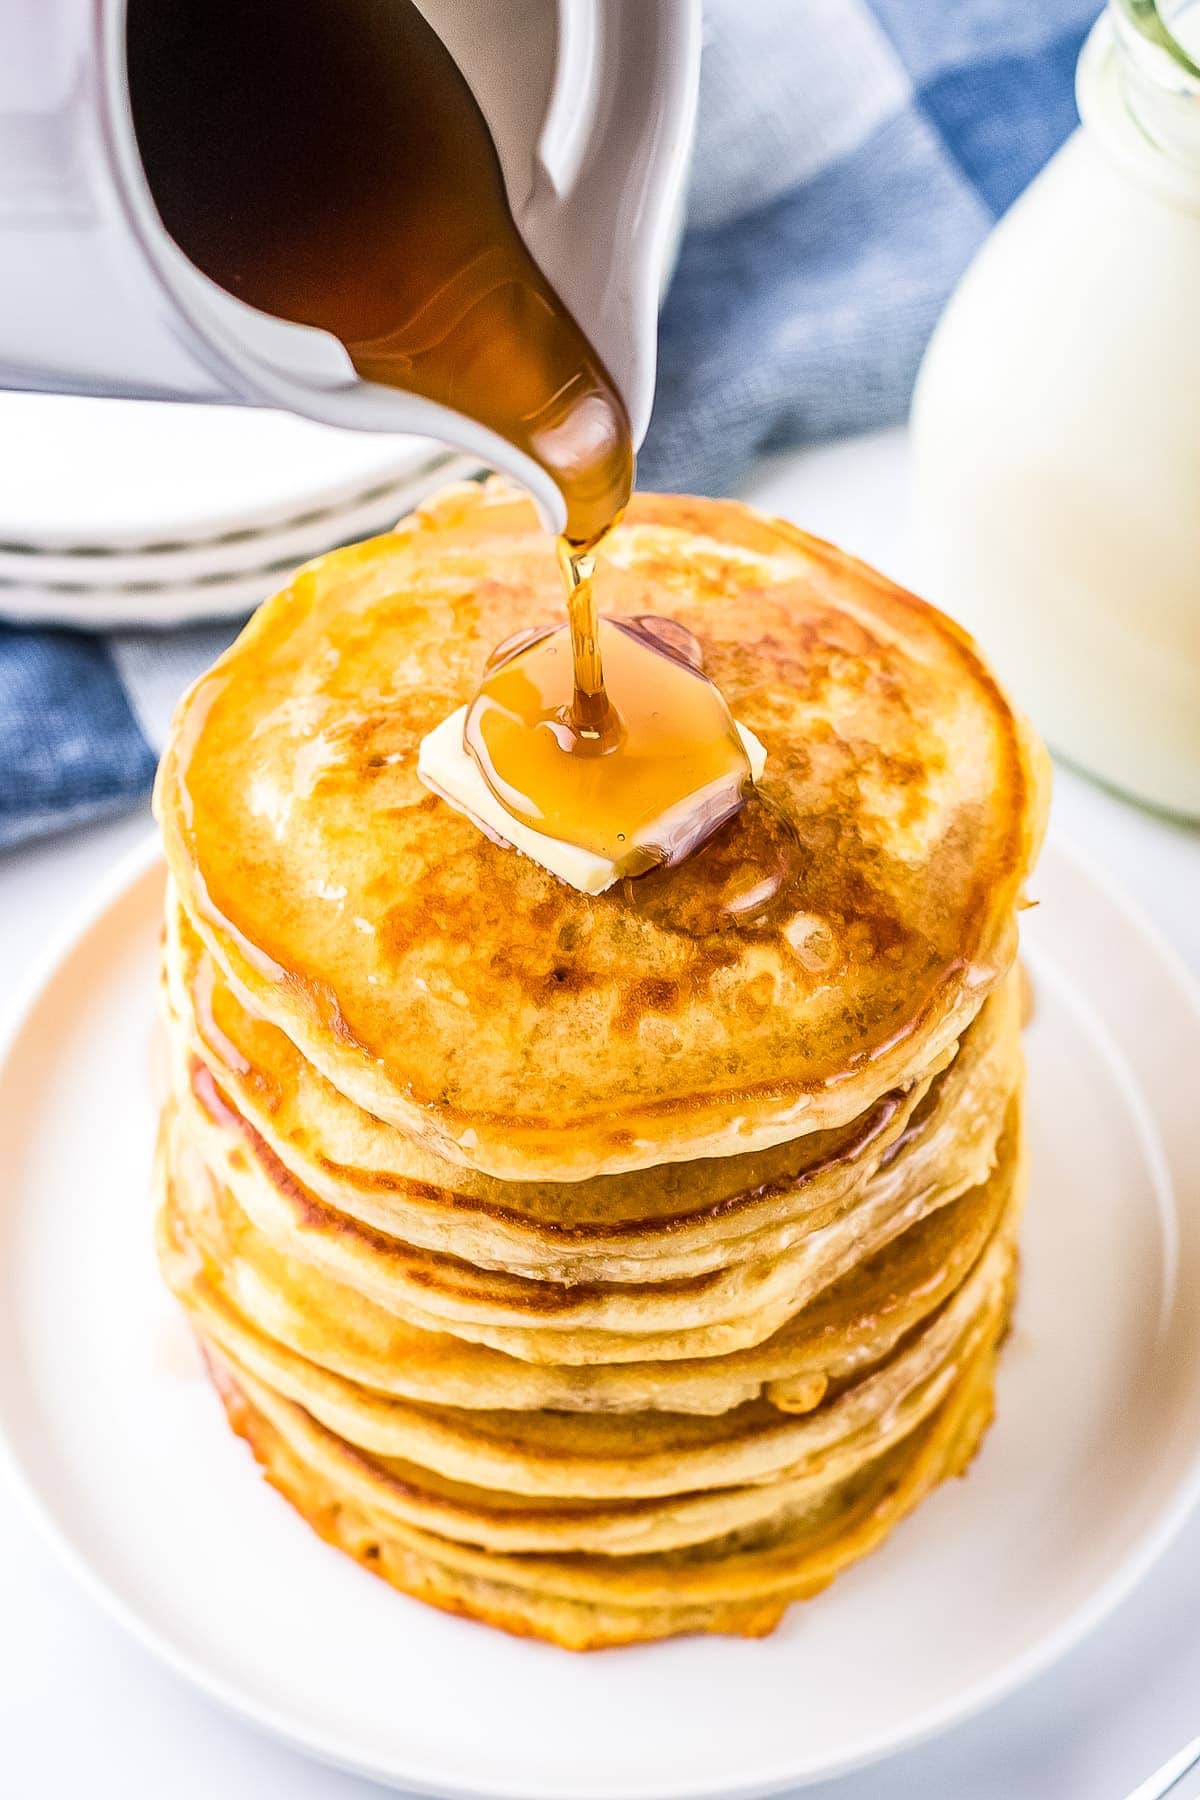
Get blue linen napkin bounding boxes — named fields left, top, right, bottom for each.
left=0, top=0, right=1096, bottom=851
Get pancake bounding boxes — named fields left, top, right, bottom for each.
left=172, top=1165, right=1018, bottom=1556
left=205, top=1241, right=1012, bottom=1557
left=204, top=1307, right=1004, bottom=1649
left=154, top=480, right=1050, bottom=1179
left=163, top=892, right=1018, bottom=1287
left=153, top=478, right=1047, bottom=1647
left=158, top=1101, right=1017, bottom=1417
left=162, top=892, right=961, bottom=1283
left=166, top=1034, right=1017, bottom=1359
left=160, top=1112, right=1022, bottom=1505
left=174, top=1235, right=1012, bottom=1502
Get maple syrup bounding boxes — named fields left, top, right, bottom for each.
left=127, top=0, right=758, bottom=869
left=464, top=616, right=753, bottom=876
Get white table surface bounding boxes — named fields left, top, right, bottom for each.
left=1, top=428, right=1198, bottom=1800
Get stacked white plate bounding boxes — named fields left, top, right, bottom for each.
left=0, top=392, right=478, bottom=630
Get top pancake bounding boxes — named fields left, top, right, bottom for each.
left=156, top=480, right=1048, bottom=1179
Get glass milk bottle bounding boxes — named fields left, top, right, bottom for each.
left=911, top=0, right=1200, bottom=818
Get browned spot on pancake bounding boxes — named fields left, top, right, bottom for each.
left=611, top=976, right=687, bottom=1037
left=622, top=796, right=804, bottom=941
left=528, top=896, right=561, bottom=932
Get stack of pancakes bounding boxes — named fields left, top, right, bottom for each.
left=154, top=482, right=1049, bottom=1649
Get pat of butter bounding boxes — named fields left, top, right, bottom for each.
left=417, top=707, right=767, bottom=896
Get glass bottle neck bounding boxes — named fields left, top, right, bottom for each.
left=1110, top=0, right=1200, bottom=166
left=1077, top=2, right=1200, bottom=207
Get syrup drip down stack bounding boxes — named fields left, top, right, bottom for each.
left=154, top=481, right=1049, bottom=1649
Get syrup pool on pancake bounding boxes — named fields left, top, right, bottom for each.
left=462, top=615, right=761, bottom=879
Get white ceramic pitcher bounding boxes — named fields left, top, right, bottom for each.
left=0, top=0, right=700, bottom=533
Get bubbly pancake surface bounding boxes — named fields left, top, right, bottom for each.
left=155, top=481, right=1049, bottom=1178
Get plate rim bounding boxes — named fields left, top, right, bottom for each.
left=0, top=456, right=483, bottom=632
left=2, top=830, right=1200, bottom=1800
left=0, top=393, right=450, bottom=550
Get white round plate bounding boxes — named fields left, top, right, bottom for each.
left=1, top=836, right=1198, bottom=1800
left=0, top=468, right=452, bottom=588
